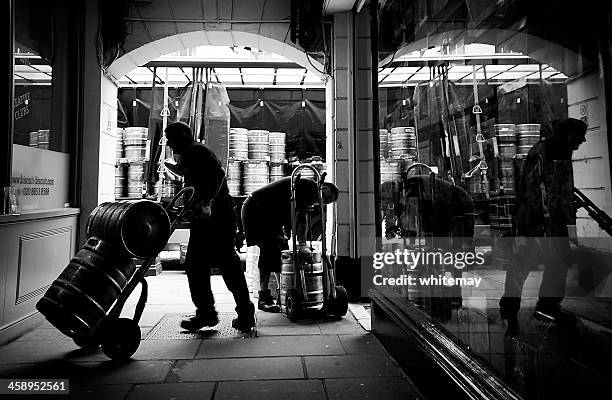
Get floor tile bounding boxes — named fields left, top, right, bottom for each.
left=304, top=355, right=401, bottom=378
left=126, top=382, right=215, bottom=400
left=338, top=334, right=386, bottom=355
left=169, top=357, right=304, bottom=382
left=132, top=339, right=201, bottom=360
left=215, top=379, right=325, bottom=400
left=196, top=335, right=345, bottom=358
left=324, top=377, right=419, bottom=400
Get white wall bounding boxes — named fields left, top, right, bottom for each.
left=99, top=75, right=119, bottom=205
left=568, top=73, right=612, bottom=250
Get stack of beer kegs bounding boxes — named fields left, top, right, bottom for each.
left=229, top=128, right=249, bottom=161
left=269, top=132, right=288, bottom=185
left=116, top=129, right=124, bottom=159
left=248, top=130, right=269, bottom=161
left=269, top=164, right=285, bottom=183
left=114, top=164, right=127, bottom=198
left=516, top=124, right=541, bottom=156
left=226, top=160, right=242, bottom=196
left=495, top=124, right=516, bottom=194
left=243, top=161, right=269, bottom=195
left=123, top=127, right=148, bottom=199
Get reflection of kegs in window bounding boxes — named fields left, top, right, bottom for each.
left=498, top=143, right=516, bottom=160
left=229, top=128, right=249, bottom=160
left=248, top=130, right=269, bottom=160
left=269, top=163, right=286, bottom=182
left=380, top=159, right=401, bottom=183
left=469, top=172, right=487, bottom=194
left=279, top=250, right=324, bottom=311
left=390, top=127, right=416, bottom=159
left=227, top=160, right=242, bottom=196
left=29, top=131, right=39, bottom=147
left=269, top=132, right=286, bottom=163
left=379, top=129, right=389, bottom=158
left=243, top=161, right=269, bottom=194
left=163, top=180, right=183, bottom=198
left=516, top=124, right=540, bottom=155
left=37, top=129, right=50, bottom=150
left=494, top=124, right=516, bottom=143
left=490, top=195, right=515, bottom=268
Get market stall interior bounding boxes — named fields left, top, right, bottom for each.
left=371, top=2, right=612, bottom=398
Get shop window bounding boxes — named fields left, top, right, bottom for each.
left=374, top=1, right=612, bottom=398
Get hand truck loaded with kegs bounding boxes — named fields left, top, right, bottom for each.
left=36, top=187, right=196, bottom=360
left=281, top=164, right=349, bottom=321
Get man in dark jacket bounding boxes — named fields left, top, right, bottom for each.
left=165, top=122, right=255, bottom=332
left=241, top=176, right=339, bottom=312
left=500, top=118, right=587, bottom=325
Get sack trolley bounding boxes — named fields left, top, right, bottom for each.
left=281, top=164, right=349, bottom=321
left=36, top=187, right=196, bottom=360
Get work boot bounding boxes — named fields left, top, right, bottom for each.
left=258, top=289, right=281, bottom=313
left=232, top=302, right=256, bottom=333
left=180, top=310, right=219, bottom=332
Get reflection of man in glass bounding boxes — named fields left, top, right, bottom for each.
left=401, top=175, right=475, bottom=315
left=500, top=118, right=587, bottom=326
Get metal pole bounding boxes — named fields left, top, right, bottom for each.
left=2, top=0, right=15, bottom=212
left=157, top=67, right=170, bottom=202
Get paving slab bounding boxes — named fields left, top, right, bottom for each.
left=196, top=335, right=345, bottom=358
left=304, top=355, right=401, bottom=378
left=257, top=324, right=322, bottom=336
left=338, top=334, right=387, bottom=355
left=132, top=339, right=201, bottom=360
left=125, top=382, right=215, bottom=400
left=168, top=357, right=304, bottom=382
left=324, top=377, right=419, bottom=400
left=319, top=316, right=365, bottom=334
left=14, top=328, right=72, bottom=343
left=0, top=340, right=108, bottom=364
left=68, top=361, right=174, bottom=385
left=66, top=384, right=132, bottom=400
left=215, top=379, right=326, bottom=400
left=256, top=312, right=298, bottom=326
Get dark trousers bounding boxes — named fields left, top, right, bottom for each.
left=184, top=196, right=251, bottom=316
left=503, top=236, right=571, bottom=310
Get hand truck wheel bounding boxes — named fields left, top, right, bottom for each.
left=285, top=289, right=301, bottom=322
left=325, top=285, right=348, bottom=318
left=97, top=318, right=142, bottom=361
